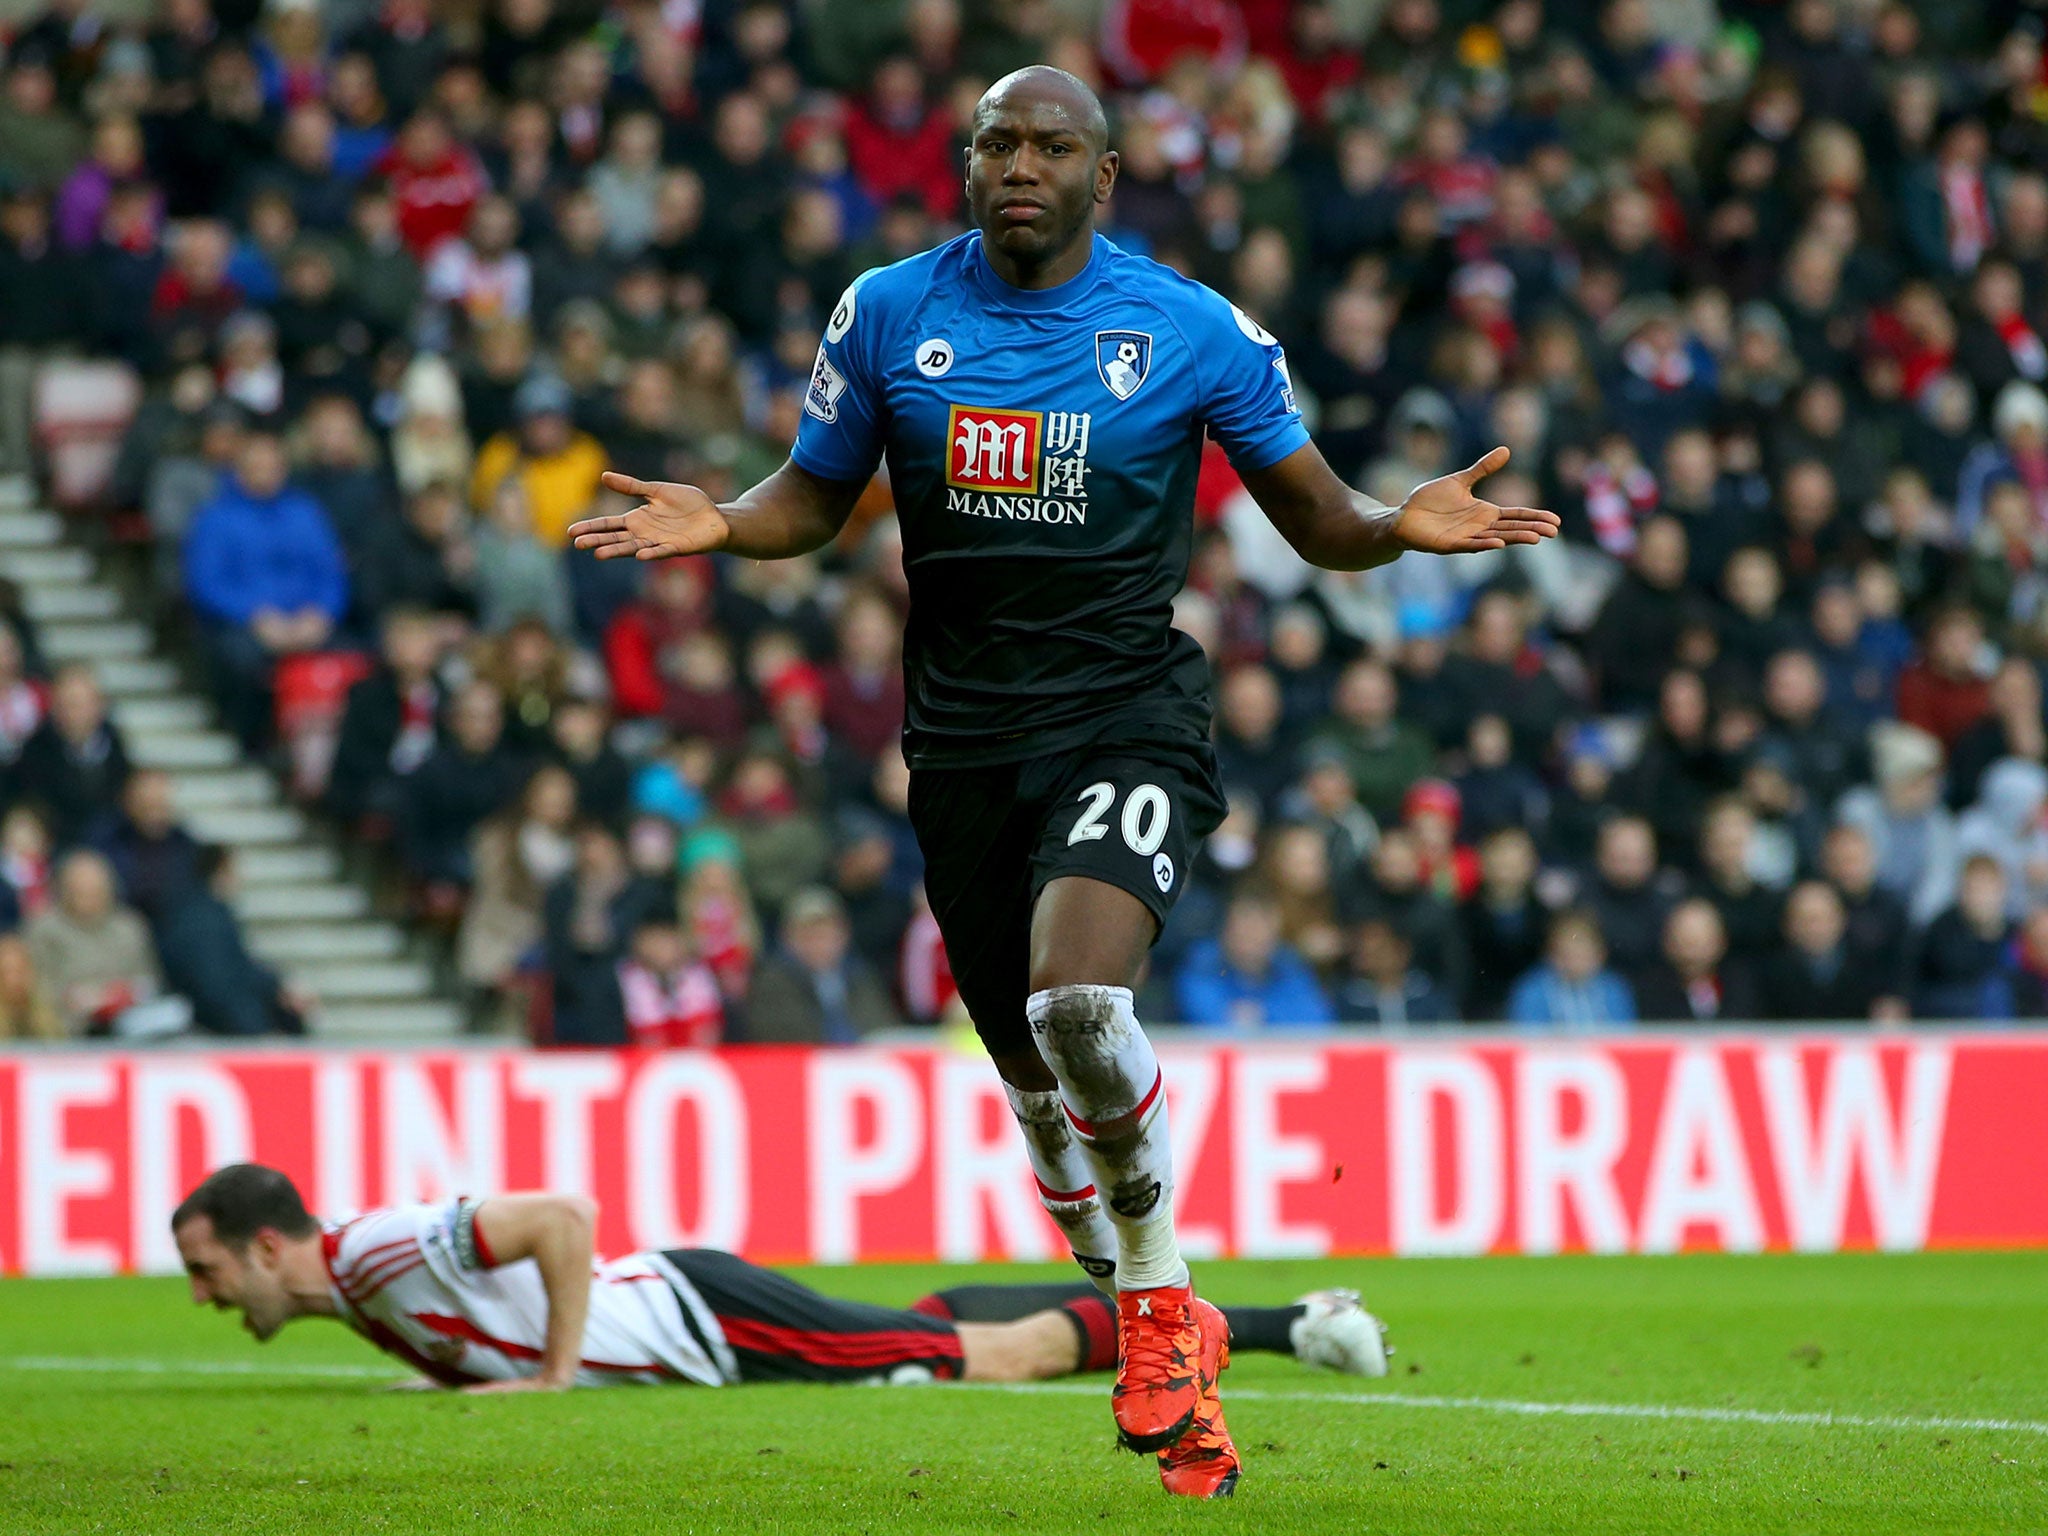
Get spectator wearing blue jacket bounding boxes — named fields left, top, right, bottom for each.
left=182, top=429, right=349, bottom=751
left=1508, top=910, right=1638, bottom=1032
left=1333, top=919, right=1459, bottom=1027
left=1175, top=893, right=1334, bottom=1029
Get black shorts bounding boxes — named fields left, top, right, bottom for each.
left=664, top=1248, right=964, bottom=1384
left=908, top=736, right=1226, bottom=1055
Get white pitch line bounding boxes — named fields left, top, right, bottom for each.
left=7, top=1357, right=2045, bottom=1439
left=954, top=1382, right=2048, bottom=1438
left=2, top=1355, right=395, bottom=1380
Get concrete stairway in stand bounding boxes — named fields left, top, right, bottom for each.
left=0, top=493, right=462, bottom=1040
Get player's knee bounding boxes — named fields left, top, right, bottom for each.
left=990, top=1047, right=1058, bottom=1093
left=1025, top=982, right=1126, bottom=1032
left=1028, top=880, right=1155, bottom=992
left=1028, top=948, right=1141, bottom=994
left=1027, top=939, right=1139, bottom=993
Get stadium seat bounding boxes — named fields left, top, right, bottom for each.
left=33, top=360, right=141, bottom=513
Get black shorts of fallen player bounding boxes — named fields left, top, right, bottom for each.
left=907, top=737, right=1227, bottom=1056
left=663, top=1248, right=965, bottom=1383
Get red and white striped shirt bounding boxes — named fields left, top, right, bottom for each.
left=322, top=1199, right=732, bottom=1388
left=617, top=959, right=725, bottom=1049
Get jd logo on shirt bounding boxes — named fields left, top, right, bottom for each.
left=915, top=338, right=954, bottom=378
left=1095, top=330, right=1152, bottom=400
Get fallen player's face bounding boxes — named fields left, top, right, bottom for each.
left=966, top=100, right=1107, bottom=264
left=175, top=1217, right=294, bottom=1343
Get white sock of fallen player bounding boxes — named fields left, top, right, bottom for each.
left=1026, top=984, right=1188, bottom=1293
left=1002, top=1080, right=1119, bottom=1295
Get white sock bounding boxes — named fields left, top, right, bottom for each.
left=1003, top=1082, right=1119, bottom=1295
left=1026, top=984, right=1188, bottom=1292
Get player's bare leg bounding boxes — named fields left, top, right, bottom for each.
left=1023, top=876, right=1236, bottom=1489
left=955, top=1313, right=1098, bottom=1382
left=915, top=1279, right=1390, bottom=1381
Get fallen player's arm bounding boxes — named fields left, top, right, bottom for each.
left=572, top=461, right=866, bottom=563
left=464, top=1193, right=599, bottom=1394
left=1239, top=441, right=1560, bottom=572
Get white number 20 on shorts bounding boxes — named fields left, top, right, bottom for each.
left=1067, top=781, right=1171, bottom=855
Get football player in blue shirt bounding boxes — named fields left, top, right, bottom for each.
left=573, top=64, right=1557, bottom=1498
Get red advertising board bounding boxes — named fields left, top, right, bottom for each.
left=0, top=1034, right=2042, bottom=1276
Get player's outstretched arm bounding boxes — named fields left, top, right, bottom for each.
left=463, top=1193, right=599, bottom=1394
left=1241, top=442, right=1560, bottom=572
left=571, top=461, right=867, bottom=563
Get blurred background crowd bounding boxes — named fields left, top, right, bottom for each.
left=3, top=0, right=2048, bottom=1042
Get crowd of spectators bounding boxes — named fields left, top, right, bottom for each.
left=6, top=0, right=2048, bottom=1040
left=0, top=647, right=310, bottom=1039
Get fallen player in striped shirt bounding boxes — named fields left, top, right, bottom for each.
left=173, top=1164, right=1389, bottom=1391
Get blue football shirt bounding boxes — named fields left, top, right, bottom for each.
left=791, top=231, right=1309, bottom=768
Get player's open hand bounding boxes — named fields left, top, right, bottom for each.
left=571, top=473, right=732, bottom=560
left=1393, top=447, right=1560, bottom=555
left=461, top=1374, right=573, bottom=1395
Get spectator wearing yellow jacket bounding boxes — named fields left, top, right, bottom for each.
left=469, top=374, right=607, bottom=547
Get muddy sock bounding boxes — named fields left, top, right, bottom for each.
left=1026, top=984, right=1186, bottom=1292
left=1002, top=1081, right=1118, bottom=1295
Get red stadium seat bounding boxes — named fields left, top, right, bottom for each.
left=274, top=649, right=373, bottom=802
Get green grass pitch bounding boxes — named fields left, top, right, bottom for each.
left=3, top=1251, right=2045, bottom=1534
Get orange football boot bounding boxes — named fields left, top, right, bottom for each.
left=1111, top=1283, right=1206, bottom=1453
left=1155, top=1297, right=1239, bottom=1499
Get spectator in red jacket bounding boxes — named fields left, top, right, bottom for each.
left=821, top=587, right=904, bottom=765
left=602, top=556, right=716, bottom=719
left=661, top=632, right=750, bottom=748
left=151, top=218, right=242, bottom=344
left=374, top=107, right=487, bottom=259
left=842, top=58, right=958, bottom=223
left=1895, top=606, right=1993, bottom=751
left=1258, top=0, right=1360, bottom=130
left=1101, top=0, right=1248, bottom=86
left=1405, top=778, right=1481, bottom=903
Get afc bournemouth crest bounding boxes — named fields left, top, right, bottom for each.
left=1095, top=330, right=1152, bottom=401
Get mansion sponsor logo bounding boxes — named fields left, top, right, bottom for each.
left=945, top=405, right=1092, bottom=525
left=944, top=488, right=1088, bottom=524
left=947, top=404, right=1042, bottom=492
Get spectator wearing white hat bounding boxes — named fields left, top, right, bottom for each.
left=390, top=352, right=472, bottom=495
left=1957, top=380, right=2048, bottom=536
left=1836, top=722, right=1960, bottom=926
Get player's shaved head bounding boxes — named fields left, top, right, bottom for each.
left=975, top=66, right=1109, bottom=155
left=966, top=65, right=1117, bottom=286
